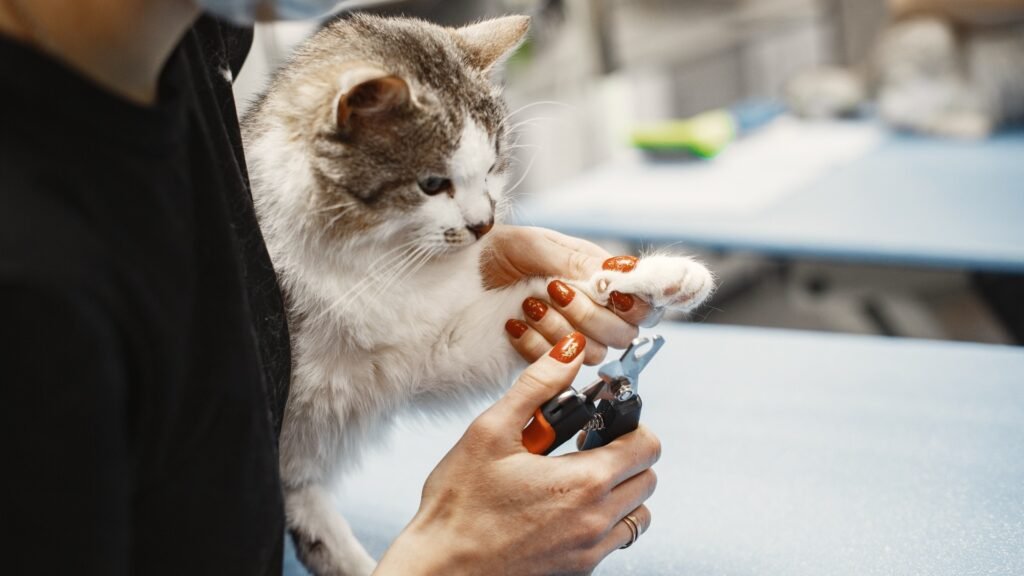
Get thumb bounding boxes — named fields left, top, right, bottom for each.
left=524, top=228, right=611, bottom=281
left=484, top=227, right=611, bottom=288
left=492, top=332, right=587, bottom=426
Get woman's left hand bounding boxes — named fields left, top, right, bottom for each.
left=481, top=225, right=656, bottom=366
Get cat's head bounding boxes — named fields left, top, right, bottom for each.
left=254, top=14, right=529, bottom=256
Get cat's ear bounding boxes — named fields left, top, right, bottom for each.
left=335, top=66, right=410, bottom=131
left=453, top=16, right=530, bottom=72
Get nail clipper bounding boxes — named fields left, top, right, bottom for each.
left=522, top=335, right=665, bottom=455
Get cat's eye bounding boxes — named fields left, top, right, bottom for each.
left=418, top=177, right=453, bottom=196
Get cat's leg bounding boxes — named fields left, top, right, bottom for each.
left=286, top=483, right=377, bottom=576
left=420, top=276, right=548, bottom=400
left=280, top=372, right=383, bottom=576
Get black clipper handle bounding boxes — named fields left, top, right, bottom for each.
left=580, top=395, right=643, bottom=451
left=523, top=393, right=595, bottom=455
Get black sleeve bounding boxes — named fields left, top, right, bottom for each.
left=192, top=14, right=254, bottom=82
left=1, top=285, right=136, bottom=575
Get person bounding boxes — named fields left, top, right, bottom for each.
left=0, top=1, right=661, bottom=574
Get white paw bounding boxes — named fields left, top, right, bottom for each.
left=587, top=254, right=715, bottom=313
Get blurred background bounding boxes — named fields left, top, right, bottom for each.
left=235, top=0, right=1024, bottom=347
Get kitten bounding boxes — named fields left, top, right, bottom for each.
left=243, top=14, right=714, bottom=576
left=787, top=16, right=1024, bottom=138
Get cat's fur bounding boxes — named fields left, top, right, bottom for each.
left=243, top=14, right=714, bottom=576
left=787, top=16, right=1024, bottom=138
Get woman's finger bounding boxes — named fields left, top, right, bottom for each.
left=489, top=332, right=587, bottom=427
left=598, top=256, right=666, bottom=328
left=546, top=280, right=637, bottom=350
left=505, top=319, right=555, bottom=363
left=568, top=425, right=662, bottom=488
left=594, top=505, right=652, bottom=559
left=483, top=226, right=612, bottom=288
left=521, top=296, right=607, bottom=365
left=606, top=469, right=658, bottom=522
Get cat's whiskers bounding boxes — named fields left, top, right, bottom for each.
left=502, top=147, right=540, bottom=200
left=501, top=116, right=553, bottom=136
left=315, top=240, right=421, bottom=321
left=371, top=244, right=437, bottom=301
left=500, top=100, right=575, bottom=125
left=338, top=242, right=441, bottom=318
left=312, top=200, right=358, bottom=214
left=357, top=244, right=428, bottom=301
left=328, top=237, right=446, bottom=319
left=321, top=206, right=360, bottom=240
left=309, top=201, right=365, bottom=245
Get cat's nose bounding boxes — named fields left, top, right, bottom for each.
left=467, top=218, right=494, bottom=239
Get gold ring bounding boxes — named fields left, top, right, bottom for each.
left=619, top=514, right=640, bottom=549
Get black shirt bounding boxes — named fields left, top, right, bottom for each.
left=0, top=17, right=289, bottom=575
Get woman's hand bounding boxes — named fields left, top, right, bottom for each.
left=375, top=333, right=661, bottom=575
left=482, top=225, right=657, bottom=366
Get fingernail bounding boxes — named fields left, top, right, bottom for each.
left=610, top=291, right=635, bottom=312
left=549, top=332, right=586, bottom=363
left=547, top=280, right=575, bottom=307
left=522, top=297, right=548, bottom=321
left=505, top=319, right=528, bottom=339
left=603, top=256, right=638, bottom=273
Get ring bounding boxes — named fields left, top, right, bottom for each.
left=618, top=514, right=640, bottom=549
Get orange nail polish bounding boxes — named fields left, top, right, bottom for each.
left=505, top=319, right=529, bottom=339
left=549, top=332, right=586, bottom=363
left=610, top=291, right=635, bottom=312
left=547, top=280, right=575, bottom=307
left=603, top=256, right=638, bottom=273
left=523, top=297, right=548, bottom=322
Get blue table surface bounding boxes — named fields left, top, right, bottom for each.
left=515, top=127, right=1024, bottom=273
left=284, top=324, right=1024, bottom=575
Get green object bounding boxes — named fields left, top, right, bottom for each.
left=631, top=109, right=738, bottom=158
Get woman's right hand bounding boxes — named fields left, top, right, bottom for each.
left=375, top=332, right=661, bottom=575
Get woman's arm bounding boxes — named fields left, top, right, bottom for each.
left=890, top=0, right=1024, bottom=25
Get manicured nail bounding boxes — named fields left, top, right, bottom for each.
left=522, top=297, right=548, bottom=322
left=549, top=332, right=586, bottom=363
left=603, top=256, right=638, bottom=273
left=505, top=319, right=529, bottom=339
left=547, top=280, right=575, bottom=307
left=610, top=291, right=635, bottom=312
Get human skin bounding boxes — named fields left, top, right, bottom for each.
left=484, top=226, right=658, bottom=367
left=0, top=2, right=661, bottom=573
left=0, top=0, right=199, bottom=105
left=376, top=333, right=659, bottom=575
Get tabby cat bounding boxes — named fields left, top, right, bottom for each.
left=243, top=14, right=714, bottom=575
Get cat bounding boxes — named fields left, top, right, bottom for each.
left=242, top=14, right=714, bottom=576
left=786, top=16, right=1024, bottom=138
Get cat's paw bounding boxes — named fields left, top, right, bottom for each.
left=587, top=254, right=715, bottom=314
